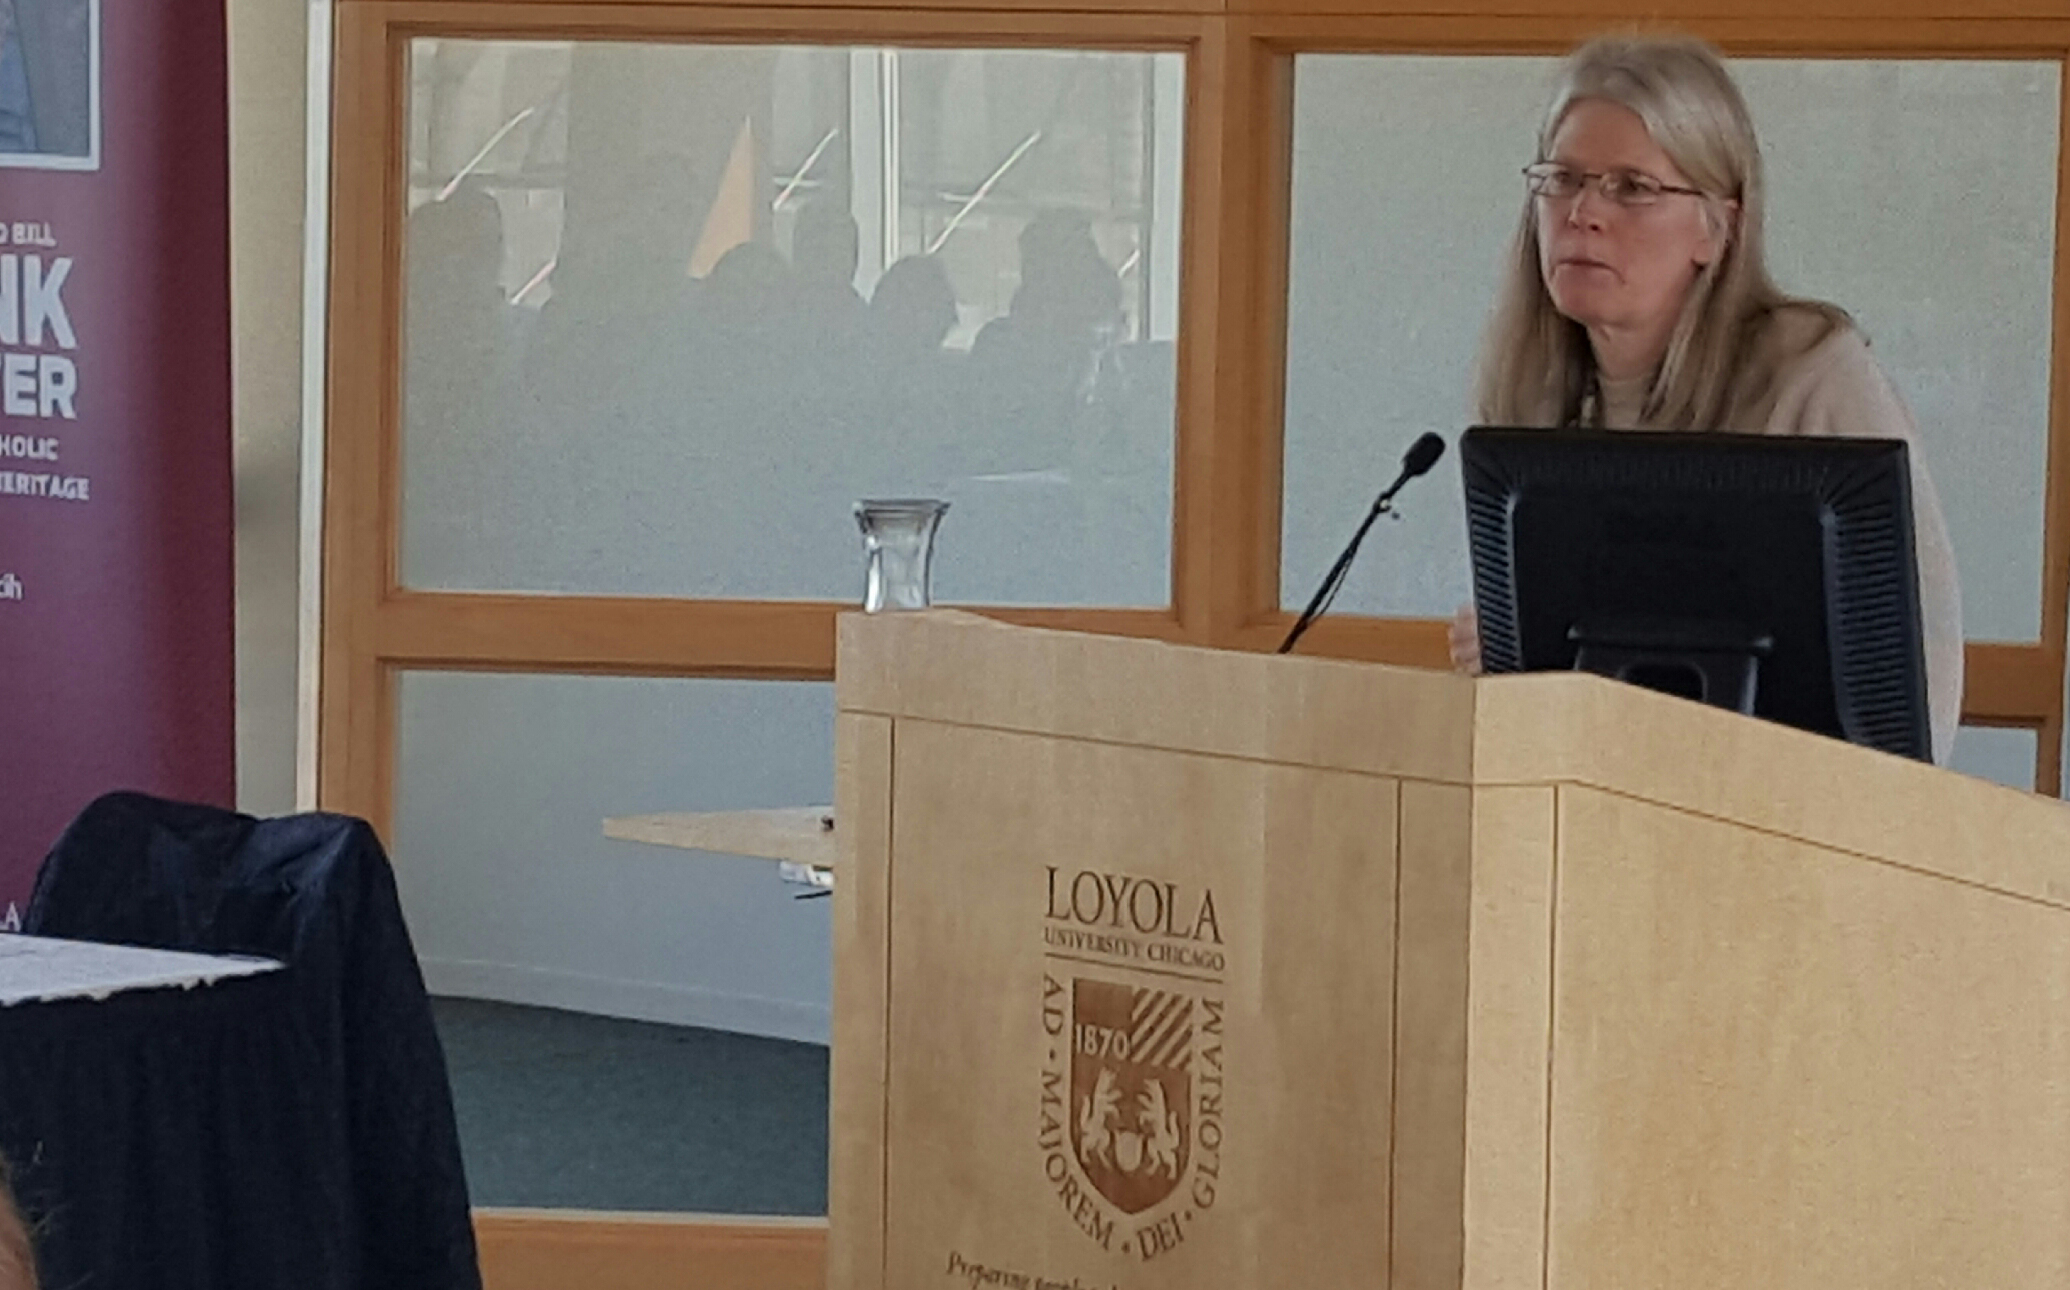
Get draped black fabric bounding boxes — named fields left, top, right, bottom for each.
left=0, top=971, right=353, bottom=1288
left=2, top=791, right=482, bottom=1290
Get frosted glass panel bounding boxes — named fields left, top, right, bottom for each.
left=400, top=39, right=1180, bottom=606
left=392, top=673, right=835, bottom=1043
left=1283, top=55, right=2057, bottom=645
left=1949, top=725, right=2040, bottom=793
left=1283, top=56, right=1550, bottom=621
left=1745, top=61, right=2057, bottom=641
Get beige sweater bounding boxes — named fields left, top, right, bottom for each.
left=1597, top=322, right=1965, bottom=764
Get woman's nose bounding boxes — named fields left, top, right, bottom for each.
left=1564, top=188, right=1610, bottom=229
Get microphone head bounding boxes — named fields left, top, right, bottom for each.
left=1402, top=432, right=1446, bottom=479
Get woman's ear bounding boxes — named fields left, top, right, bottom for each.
left=1697, top=197, right=1741, bottom=268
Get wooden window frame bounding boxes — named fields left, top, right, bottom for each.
left=324, top=0, right=2070, bottom=842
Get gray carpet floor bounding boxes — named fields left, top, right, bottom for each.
left=432, top=997, right=829, bottom=1215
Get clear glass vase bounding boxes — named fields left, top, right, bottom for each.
left=855, top=499, right=949, bottom=612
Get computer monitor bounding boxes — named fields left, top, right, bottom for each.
left=1460, top=426, right=1932, bottom=762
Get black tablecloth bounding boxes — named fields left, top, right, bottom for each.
left=0, top=968, right=358, bottom=1287
left=1, top=792, right=481, bottom=1290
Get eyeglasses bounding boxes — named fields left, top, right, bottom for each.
left=1523, top=163, right=1707, bottom=208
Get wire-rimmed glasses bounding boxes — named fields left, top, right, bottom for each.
left=1523, top=162, right=1707, bottom=208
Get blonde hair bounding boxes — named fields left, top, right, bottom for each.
left=0, top=1161, right=32, bottom=1290
left=1474, top=34, right=1846, bottom=429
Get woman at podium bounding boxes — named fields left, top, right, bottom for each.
left=1449, top=34, right=1964, bottom=763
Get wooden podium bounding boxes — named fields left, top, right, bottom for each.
left=827, top=611, right=2070, bottom=1290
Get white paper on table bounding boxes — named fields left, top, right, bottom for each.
left=0, top=933, right=282, bottom=1007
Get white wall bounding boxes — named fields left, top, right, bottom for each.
left=228, top=0, right=308, bottom=820
left=393, top=674, right=840, bottom=1043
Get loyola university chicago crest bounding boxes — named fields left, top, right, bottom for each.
left=1073, top=980, right=1192, bottom=1207
left=1039, top=866, right=1227, bottom=1264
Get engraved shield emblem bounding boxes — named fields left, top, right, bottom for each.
left=1069, top=977, right=1192, bottom=1214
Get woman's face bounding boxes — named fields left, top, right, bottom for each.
left=1536, top=99, right=1722, bottom=342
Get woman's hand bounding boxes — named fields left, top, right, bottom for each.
left=1448, top=603, right=1484, bottom=675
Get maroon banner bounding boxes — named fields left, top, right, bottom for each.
left=0, top=0, right=235, bottom=925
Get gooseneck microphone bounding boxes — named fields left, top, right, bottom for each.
left=1278, top=432, right=1447, bottom=655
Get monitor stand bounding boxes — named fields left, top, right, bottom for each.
left=1568, top=617, right=1775, bottom=716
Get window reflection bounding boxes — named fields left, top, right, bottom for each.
left=400, top=40, right=1182, bottom=607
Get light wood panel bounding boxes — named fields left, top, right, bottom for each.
left=603, top=807, right=837, bottom=866
left=870, top=716, right=1400, bottom=1287
left=1173, top=16, right=1293, bottom=638
left=1458, top=785, right=1557, bottom=1290
left=319, top=2, right=407, bottom=821
left=833, top=614, right=2070, bottom=1289
left=828, top=714, right=894, bottom=1290
left=836, top=610, right=1481, bottom=781
left=1253, top=762, right=1397, bottom=1284
left=1391, top=781, right=1473, bottom=1290
left=1547, top=785, right=2070, bottom=1287
left=474, top=1211, right=826, bottom=1290
left=1473, top=668, right=2070, bottom=909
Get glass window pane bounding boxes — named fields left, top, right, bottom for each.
left=1743, top=60, right=2057, bottom=642
left=1282, top=55, right=2057, bottom=645
left=393, top=672, right=834, bottom=1212
left=401, top=39, right=1182, bottom=607
left=1949, top=725, right=2039, bottom=793
left=1283, top=55, right=1547, bottom=621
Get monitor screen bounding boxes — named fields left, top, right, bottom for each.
left=1461, top=426, right=1932, bottom=762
